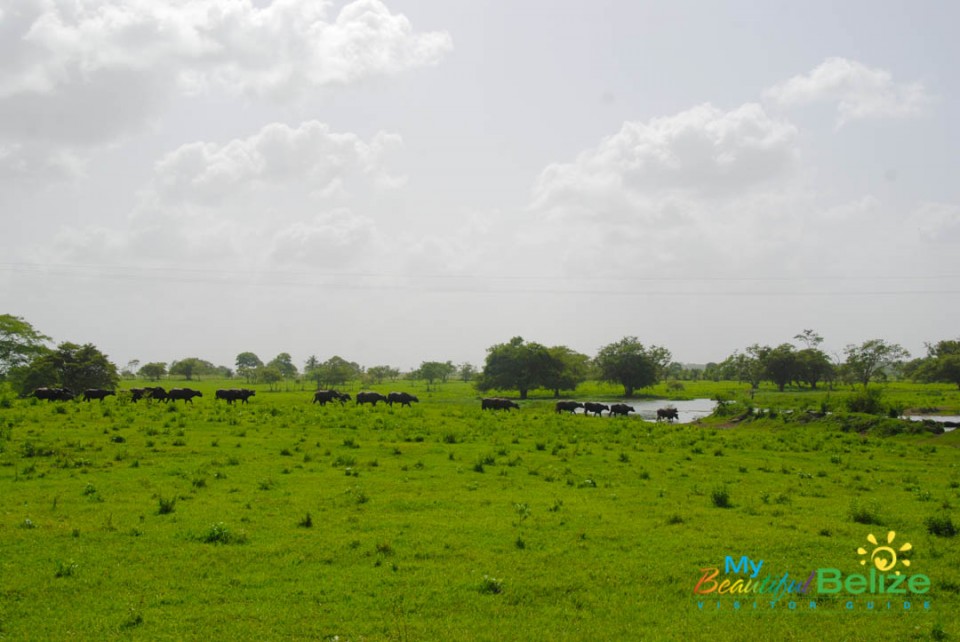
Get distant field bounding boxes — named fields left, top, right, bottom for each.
left=1, top=380, right=959, bottom=640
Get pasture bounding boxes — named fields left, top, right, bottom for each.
left=1, top=380, right=959, bottom=640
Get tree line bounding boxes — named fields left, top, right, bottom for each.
left=3, top=314, right=960, bottom=398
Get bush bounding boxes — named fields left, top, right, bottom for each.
left=711, top=486, right=732, bottom=508
left=925, top=514, right=957, bottom=538
left=198, top=522, right=248, bottom=545
left=845, top=387, right=885, bottom=415
left=479, top=575, right=503, bottom=594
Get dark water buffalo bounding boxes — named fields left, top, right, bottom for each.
left=387, top=392, right=419, bottom=407
left=481, top=397, right=520, bottom=411
left=583, top=402, right=609, bottom=417
left=555, top=400, right=583, bottom=414
left=356, top=391, right=388, bottom=406
left=34, top=387, right=75, bottom=401
left=609, top=403, right=635, bottom=417
left=83, top=389, right=115, bottom=402
left=168, top=388, right=203, bottom=403
left=130, top=386, right=167, bottom=402
left=216, top=389, right=256, bottom=404
left=313, top=389, right=350, bottom=405
left=657, top=407, right=679, bottom=422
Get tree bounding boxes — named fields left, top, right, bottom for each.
left=268, top=353, right=298, bottom=379
left=255, top=365, right=283, bottom=390
left=137, top=362, right=168, bottom=381
left=843, top=339, right=909, bottom=388
left=366, top=365, right=400, bottom=385
left=761, top=343, right=799, bottom=392
left=793, top=329, right=824, bottom=350
left=236, top=352, right=264, bottom=382
left=476, top=337, right=555, bottom=399
left=10, top=342, right=118, bottom=395
left=414, top=361, right=457, bottom=386
left=795, top=348, right=833, bottom=389
left=169, top=357, right=217, bottom=381
left=542, top=346, right=590, bottom=397
left=915, top=340, right=960, bottom=390
left=0, top=314, right=50, bottom=379
left=458, top=363, right=476, bottom=382
left=595, top=337, right=671, bottom=397
left=720, top=346, right=767, bottom=389
left=306, top=356, right=362, bottom=388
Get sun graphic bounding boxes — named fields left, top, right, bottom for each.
left=858, top=531, right=913, bottom=575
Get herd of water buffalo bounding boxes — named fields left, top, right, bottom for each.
left=29, top=386, right=681, bottom=420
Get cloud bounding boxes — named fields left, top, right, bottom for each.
left=531, top=102, right=799, bottom=221
left=0, top=0, right=451, bottom=169
left=909, top=201, right=960, bottom=243
left=151, top=120, right=403, bottom=205
left=764, top=57, right=931, bottom=126
left=38, top=120, right=400, bottom=270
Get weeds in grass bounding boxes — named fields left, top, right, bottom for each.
left=298, top=513, right=313, bottom=528
left=157, top=495, right=176, bottom=515
left=54, top=560, right=78, bottom=578
left=925, top=514, right=957, bottom=537
left=849, top=498, right=882, bottom=525
left=479, top=575, right=503, bottom=595
left=198, top=522, right=248, bottom=544
left=711, top=486, right=732, bottom=508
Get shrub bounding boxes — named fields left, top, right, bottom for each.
left=298, top=513, right=313, bottom=528
left=925, top=514, right=957, bottom=538
left=849, top=499, right=882, bottom=525
left=157, top=496, right=176, bottom=515
left=479, top=575, right=503, bottom=594
left=845, top=387, right=885, bottom=415
left=198, top=522, right=247, bottom=545
left=711, top=486, right=731, bottom=508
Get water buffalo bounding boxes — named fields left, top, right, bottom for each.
left=216, top=389, right=256, bottom=404
left=356, top=391, right=388, bottom=406
left=609, top=403, right=635, bottom=417
left=33, top=387, right=74, bottom=401
left=555, top=400, right=583, bottom=414
left=83, top=389, right=115, bottom=402
left=313, top=389, right=350, bottom=405
left=131, top=386, right=167, bottom=402
left=657, top=407, right=679, bottom=422
left=583, top=402, right=609, bottom=417
left=481, top=397, right=520, bottom=411
left=168, top=388, right=203, bottom=403
left=387, top=392, right=419, bottom=407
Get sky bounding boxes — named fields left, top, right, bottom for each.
left=1, top=0, right=958, bottom=373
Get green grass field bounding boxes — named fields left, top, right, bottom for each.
left=2, top=380, right=959, bottom=640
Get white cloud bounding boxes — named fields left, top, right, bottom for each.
left=909, top=201, right=960, bottom=243
left=151, top=120, right=403, bottom=205
left=0, top=0, right=451, bottom=169
left=531, top=102, right=799, bottom=222
left=39, top=120, right=401, bottom=270
left=764, top=57, right=931, bottom=126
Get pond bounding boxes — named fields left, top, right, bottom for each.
left=567, top=398, right=716, bottom=423
left=904, top=415, right=959, bottom=432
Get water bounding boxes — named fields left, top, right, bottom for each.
left=567, top=398, right=716, bottom=423
left=904, top=415, right=959, bottom=432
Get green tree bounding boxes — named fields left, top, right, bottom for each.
left=306, top=356, right=362, bottom=388
left=414, top=361, right=457, bottom=386
left=595, top=337, right=671, bottom=397
left=268, top=353, right=298, bottom=379
left=916, top=340, right=960, bottom=390
left=169, top=357, right=217, bottom=381
left=720, top=346, right=766, bottom=389
left=542, top=346, right=590, bottom=397
left=255, top=365, right=283, bottom=390
left=236, top=352, right=264, bottom=383
left=762, top=343, right=799, bottom=392
left=0, top=314, right=50, bottom=379
left=366, top=365, right=400, bottom=385
left=137, top=362, right=168, bottom=381
left=476, top=337, right=554, bottom=399
left=10, top=342, right=119, bottom=395
left=795, top=348, right=834, bottom=389
left=458, top=363, right=476, bottom=382
left=843, top=339, right=909, bottom=388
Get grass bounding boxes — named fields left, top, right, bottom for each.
left=1, top=378, right=959, bottom=639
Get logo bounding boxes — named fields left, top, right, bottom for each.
left=694, top=531, right=932, bottom=612
left=858, top=531, right=911, bottom=574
